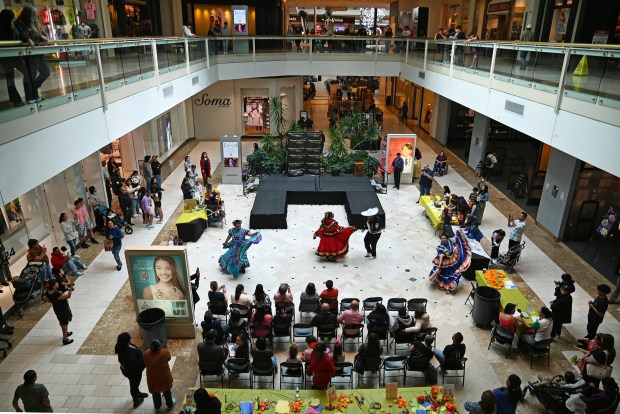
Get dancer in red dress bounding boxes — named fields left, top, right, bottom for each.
left=313, top=212, right=356, bottom=261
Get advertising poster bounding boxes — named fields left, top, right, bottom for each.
left=127, top=249, right=193, bottom=323
left=156, top=111, right=172, bottom=154
left=243, top=97, right=269, bottom=136
left=210, top=11, right=222, bottom=32
left=4, top=199, right=25, bottom=232
left=386, top=135, right=417, bottom=174
left=233, top=9, right=247, bottom=33
left=597, top=207, right=617, bottom=238
left=223, top=141, right=239, bottom=167
left=556, top=8, right=569, bottom=35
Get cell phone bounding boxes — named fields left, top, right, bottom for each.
left=517, top=309, right=522, bottom=313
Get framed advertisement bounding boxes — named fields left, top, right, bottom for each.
left=243, top=97, right=269, bottom=136
left=4, top=199, right=25, bottom=232
left=125, top=246, right=195, bottom=337
left=385, top=134, right=417, bottom=175
left=223, top=141, right=239, bottom=168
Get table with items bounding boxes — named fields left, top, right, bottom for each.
left=475, top=269, right=538, bottom=324
left=175, top=208, right=209, bottom=242
left=419, top=196, right=460, bottom=230
left=459, top=229, right=490, bottom=280
left=182, top=386, right=460, bottom=413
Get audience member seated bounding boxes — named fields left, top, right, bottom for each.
left=251, top=337, right=277, bottom=372
left=224, top=332, right=250, bottom=377
left=193, top=387, right=222, bottom=414
left=493, top=374, right=522, bottom=414
left=330, top=340, right=345, bottom=363
left=273, top=283, right=294, bottom=314
left=250, top=306, right=273, bottom=338
left=273, top=304, right=293, bottom=326
left=252, top=284, right=272, bottom=312
left=307, top=343, right=336, bottom=390
left=367, top=303, right=390, bottom=328
left=498, top=303, right=523, bottom=333
left=197, top=330, right=227, bottom=373
left=223, top=309, right=247, bottom=342
left=391, top=307, right=431, bottom=343
left=337, top=299, right=364, bottom=335
left=201, top=311, right=224, bottom=345
left=407, top=334, right=435, bottom=371
left=354, top=333, right=383, bottom=373
left=319, top=280, right=339, bottom=312
left=520, top=307, right=553, bottom=347
left=581, top=333, right=616, bottom=387
left=300, top=335, right=318, bottom=362
left=463, top=390, right=496, bottom=414
left=208, top=281, right=227, bottom=303
left=231, top=284, right=253, bottom=317
left=300, top=283, right=320, bottom=301
left=50, top=246, right=87, bottom=276
left=286, top=344, right=302, bottom=363
left=311, top=303, right=338, bottom=327
left=433, top=332, right=466, bottom=365
left=576, top=377, right=619, bottom=414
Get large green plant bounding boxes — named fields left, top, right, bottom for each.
left=338, top=112, right=381, bottom=150
left=269, top=96, right=286, bottom=136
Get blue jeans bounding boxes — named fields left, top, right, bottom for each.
left=520, top=51, right=528, bottom=68
left=62, top=257, right=86, bottom=274
left=40, top=263, right=53, bottom=283
left=155, top=174, right=163, bottom=188
left=112, top=246, right=122, bottom=267
left=433, top=349, right=445, bottom=365
left=66, top=238, right=77, bottom=256
left=131, top=198, right=139, bottom=215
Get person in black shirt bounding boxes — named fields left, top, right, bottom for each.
left=115, top=332, right=148, bottom=409
left=197, top=330, right=227, bottom=373
left=361, top=207, right=382, bottom=259
left=407, top=334, right=435, bottom=370
left=118, top=187, right=133, bottom=225
left=208, top=281, right=227, bottom=303
left=311, top=303, right=337, bottom=327
left=433, top=332, right=465, bottom=365
left=585, top=284, right=611, bottom=339
left=194, top=387, right=221, bottom=414
left=251, top=337, right=277, bottom=371
left=151, top=156, right=163, bottom=191
left=189, top=268, right=200, bottom=309
left=44, top=280, right=73, bottom=345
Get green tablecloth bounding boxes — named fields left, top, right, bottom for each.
left=183, top=387, right=460, bottom=413
left=419, top=196, right=459, bottom=229
left=476, top=270, right=538, bottom=323
left=175, top=209, right=209, bottom=225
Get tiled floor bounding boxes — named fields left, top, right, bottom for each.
left=0, top=87, right=618, bottom=413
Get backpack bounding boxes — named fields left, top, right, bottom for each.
left=483, top=156, right=493, bottom=168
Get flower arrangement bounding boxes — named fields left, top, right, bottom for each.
left=484, top=269, right=507, bottom=290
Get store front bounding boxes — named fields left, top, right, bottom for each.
left=482, top=0, right=526, bottom=40
left=538, top=0, right=578, bottom=42
left=389, top=77, right=435, bottom=134
left=108, top=0, right=161, bottom=37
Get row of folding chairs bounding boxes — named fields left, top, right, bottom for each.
left=200, top=354, right=467, bottom=390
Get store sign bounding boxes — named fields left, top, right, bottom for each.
left=487, top=0, right=510, bottom=15
left=194, top=93, right=231, bottom=108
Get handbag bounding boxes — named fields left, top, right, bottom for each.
left=103, top=239, right=112, bottom=252
left=585, top=352, right=613, bottom=380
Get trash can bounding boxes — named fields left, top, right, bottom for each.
left=385, top=96, right=392, bottom=106
left=472, top=286, right=500, bottom=327
left=137, top=308, right=167, bottom=348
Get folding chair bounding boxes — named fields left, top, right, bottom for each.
left=293, top=324, right=314, bottom=346
left=280, top=362, right=304, bottom=389
left=199, top=366, right=225, bottom=388
left=208, top=301, right=229, bottom=323
left=382, top=355, right=407, bottom=385
left=387, top=298, right=407, bottom=314
left=331, top=362, right=354, bottom=388
left=407, top=298, right=428, bottom=312
left=298, top=298, right=320, bottom=323
left=226, top=358, right=251, bottom=388
left=340, top=324, right=364, bottom=350
left=339, top=298, right=360, bottom=313
left=251, top=360, right=276, bottom=389
left=363, top=297, right=383, bottom=317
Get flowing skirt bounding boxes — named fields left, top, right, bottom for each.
left=315, top=227, right=356, bottom=258
left=428, top=230, right=472, bottom=292
left=219, top=232, right=262, bottom=278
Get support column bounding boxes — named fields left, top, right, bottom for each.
left=537, top=148, right=580, bottom=238
left=468, top=112, right=490, bottom=170
left=430, top=94, right=450, bottom=145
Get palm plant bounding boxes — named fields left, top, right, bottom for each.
left=269, top=96, right=286, bottom=136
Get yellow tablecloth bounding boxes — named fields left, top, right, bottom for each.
left=419, top=196, right=459, bottom=229
left=175, top=209, right=208, bottom=225
left=183, top=387, right=460, bottom=413
left=476, top=270, right=538, bottom=323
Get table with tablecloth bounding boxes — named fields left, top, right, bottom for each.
left=175, top=209, right=208, bottom=242
left=459, top=229, right=491, bottom=280
left=182, top=387, right=460, bottom=413
left=475, top=270, right=538, bottom=323
left=419, top=195, right=459, bottom=230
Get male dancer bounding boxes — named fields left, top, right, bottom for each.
left=361, top=207, right=382, bottom=259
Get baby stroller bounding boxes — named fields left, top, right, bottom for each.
left=523, top=374, right=584, bottom=414
left=433, top=160, right=448, bottom=176
left=205, top=201, right=226, bottom=228
left=489, top=241, right=525, bottom=273
left=12, top=262, right=45, bottom=318
left=95, top=205, right=133, bottom=234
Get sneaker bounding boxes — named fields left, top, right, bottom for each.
left=62, top=339, right=74, bottom=345
left=365, top=253, right=372, bottom=257
left=133, top=398, right=144, bottom=409
left=80, top=265, right=87, bottom=270
left=140, top=393, right=149, bottom=398
left=117, top=264, right=122, bottom=271
left=73, top=254, right=80, bottom=258
left=81, top=242, right=90, bottom=248
left=369, top=256, right=377, bottom=260
left=74, top=272, right=83, bottom=277
left=90, top=238, right=99, bottom=244
left=166, top=398, right=176, bottom=409
left=156, top=220, right=163, bottom=224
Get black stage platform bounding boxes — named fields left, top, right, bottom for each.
left=249, top=175, right=385, bottom=229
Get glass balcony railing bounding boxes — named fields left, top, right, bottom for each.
left=1, top=36, right=619, bottom=123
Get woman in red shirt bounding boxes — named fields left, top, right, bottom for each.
left=308, top=343, right=335, bottom=390
left=200, top=152, right=211, bottom=186
left=319, top=280, right=339, bottom=311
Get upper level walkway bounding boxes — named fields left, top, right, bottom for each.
left=1, top=36, right=619, bottom=202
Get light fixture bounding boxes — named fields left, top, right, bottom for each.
left=359, top=8, right=388, bottom=28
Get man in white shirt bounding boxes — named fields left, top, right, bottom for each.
left=483, top=151, right=497, bottom=180
left=221, top=22, right=230, bottom=54
left=182, top=24, right=196, bottom=37
left=508, top=211, right=527, bottom=249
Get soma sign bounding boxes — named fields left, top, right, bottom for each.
left=487, top=1, right=510, bottom=14
left=194, top=93, right=231, bottom=107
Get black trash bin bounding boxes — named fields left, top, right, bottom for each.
left=385, top=96, right=392, bottom=106
left=472, top=286, right=500, bottom=327
left=137, top=308, right=167, bottom=347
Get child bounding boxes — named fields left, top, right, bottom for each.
left=585, top=284, right=611, bottom=339
left=330, top=340, right=345, bottom=363
left=300, top=335, right=317, bottom=362
left=286, top=344, right=301, bottom=363
left=468, top=187, right=479, bottom=206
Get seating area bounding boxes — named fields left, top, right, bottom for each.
left=198, top=284, right=465, bottom=390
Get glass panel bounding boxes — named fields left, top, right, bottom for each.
left=494, top=47, right=520, bottom=80
left=169, top=40, right=187, bottom=71
left=564, top=52, right=620, bottom=107
left=63, top=45, right=100, bottom=100
left=427, top=40, right=451, bottom=65
left=137, top=42, right=155, bottom=79
left=65, top=162, right=88, bottom=209
left=156, top=42, right=171, bottom=74
left=526, top=49, right=564, bottom=92
left=42, top=171, right=72, bottom=248
left=26, top=45, right=71, bottom=110
left=81, top=151, right=106, bottom=205
left=188, top=39, right=207, bottom=66
left=21, top=186, right=52, bottom=243
left=119, top=44, right=143, bottom=83
left=0, top=48, right=35, bottom=121
left=99, top=45, right=127, bottom=89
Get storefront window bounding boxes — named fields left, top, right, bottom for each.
left=242, top=97, right=270, bottom=136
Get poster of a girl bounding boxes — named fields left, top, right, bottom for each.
left=143, top=256, right=186, bottom=300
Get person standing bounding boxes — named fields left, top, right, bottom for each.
left=550, top=286, right=572, bottom=339
left=200, top=152, right=211, bottom=187
left=12, top=370, right=52, bottom=412
left=482, top=151, right=497, bottom=181
left=115, top=332, right=148, bottom=409
left=118, top=187, right=134, bottom=226
left=585, top=284, right=611, bottom=339
left=361, top=207, right=382, bottom=259
left=475, top=185, right=489, bottom=225
left=142, top=156, right=153, bottom=196
left=452, top=26, right=466, bottom=65
left=384, top=26, right=393, bottom=53
left=490, top=229, right=506, bottom=259
left=400, top=101, right=409, bottom=124
left=221, top=22, right=230, bottom=54
left=392, top=152, right=404, bottom=190
left=73, top=198, right=99, bottom=248
left=519, top=25, right=534, bottom=69
left=151, top=155, right=163, bottom=191
left=105, top=219, right=124, bottom=271
left=507, top=212, right=527, bottom=250
left=59, top=213, right=79, bottom=256
left=434, top=28, right=446, bottom=62
left=417, top=164, right=434, bottom=203
left=143, top=339, right=175, bottom=410
left=44, top=279, right=73, bottom=345
left=88, top=186, right=106, bottom=233
left=14, top=5, right=50, bottom=103
left=0, top=10, right=29, bottom=107
left=307, top=343, right=335, bottom=390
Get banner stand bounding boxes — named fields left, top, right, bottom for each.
left=385, top=134, right=418, bottom=185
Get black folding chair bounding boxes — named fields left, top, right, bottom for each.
left=331, top=362, right=354, bottom=388
left=317, top=323, right=338, bottom=341
left=363, top=297, right=383, bottom=317
left=440, top=355, right=467, bottom=386
left=292, top=323, right=314, bottom=346
left=407, top=298, right=428, bottom=312
left=280, top=362, right=304, bottom=389
left=298, top=298, right=320, bottom=323
left=272, top=322, right=292, bottom=347
left=208, top=301, right=228, bottom=323
left=387, top=298, right=407, bottom=314
left=488, top=325, right=516, bottom=358
left=340, top=324, right=364, bottom=350
left=339, top=298, right=360, bottom=313
left=226, top=358, right=251, bottom=388
left=382, top=355, right=407, bottom=385
left=251, top=360, right=276, bottom=389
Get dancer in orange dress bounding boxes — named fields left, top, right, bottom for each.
left=313, top=212, right=356, bottom=261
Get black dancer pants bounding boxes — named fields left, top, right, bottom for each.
left=364, top=232, right=381, bottom=257
left=152, top=389, right=173, bottom=409
left=393, top=169, right=402, bottom=189
left=127, top=374, right=143, bottom=403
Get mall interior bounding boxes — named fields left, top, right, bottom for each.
left=0, top=0, right=619, bottom=412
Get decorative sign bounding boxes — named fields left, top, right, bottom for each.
left=596, top=207, right=618, bottom=238
left=487, top=0, right=510, bottom=15
left=592, top=30, right=609, bottom=44
left=233, top=9, right=247, bottom=33
left=194, top=93, right=231, bottom=107
left=223, top=142, right=239, bottom=167
left=326, top=386, right=337, bottom=406
left=386, top=135, right=416, bottom=174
